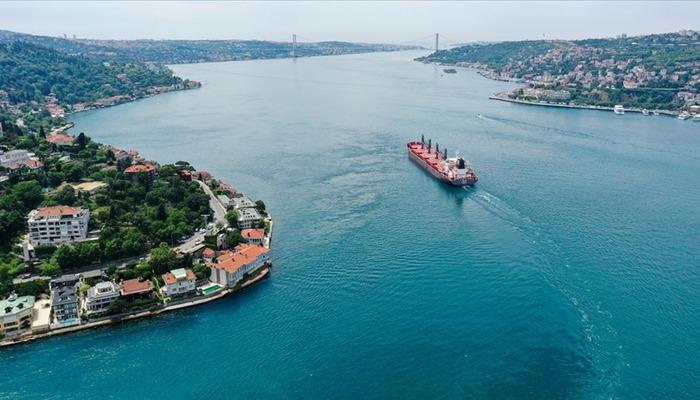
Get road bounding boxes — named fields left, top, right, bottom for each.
left=177, top=179, right=229, bottom=252
left=196, top=179, right=228, bottom=226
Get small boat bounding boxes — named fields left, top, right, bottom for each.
left=692, top=114, right=700, bottom=122
left=443, top=68, right=457, bottom=74
left=614, top=105, right=625, bottom=115
left=678, top=111, right=691, bottom=120
left=653, top=110, right=660, bottom=116
left=642, top=109, right=650, bottom=116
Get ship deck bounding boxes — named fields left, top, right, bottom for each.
left=407, top=142, right=445, bottom=171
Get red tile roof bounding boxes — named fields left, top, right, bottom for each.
left=241, top=228, right=265, bottom=240
left=120, top=278, right=154, bottom=295
left=33, top=206, right=83, bottom=218
left=46, top=133, right=74, bottom=144
left=194, top=170, right=213, bottom=181
left=202, top=247, right=216, bottom=256
left=124, top=163, right=156, bottom=174
left=210, top=244, right=269, bottom=274
left=25, top=159, right=43, bottom=169
left=219, top=182, right=237, bottom=194
left=162, top=269, right=196, bottom=285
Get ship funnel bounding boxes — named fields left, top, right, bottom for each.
left=428, top=139, right=431, bottom=152
left=436, top=143, right=439, bottom=153
left=444, top=148, right=447, bottom=159
left=421, top=134, right=424, bottom=144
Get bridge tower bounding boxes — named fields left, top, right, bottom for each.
left=435, top=33, right=439, bottom=52
left=292, top=34, right=297, bottom=58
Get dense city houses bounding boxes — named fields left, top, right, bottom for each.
left=423, top=30, right=700, bottom=113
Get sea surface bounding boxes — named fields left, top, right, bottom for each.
left=2, top=51, right=699, bottom=399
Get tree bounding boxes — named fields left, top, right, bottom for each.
left=192, top=263, right=211, bottom=280
left=53, top=245, right=75, bottom=269
left=108, top=298, right=127, bottom=314
left=225, top=210, right=238, bottom=227
left=149, top=242, right=177, bottom=275
left=40, top=258, right=61, bottom=276
left=156, top=203, right=168, bottom=221
left=38, top=126, right=46, bottom=138
left=79, top=282, right=90, bottom=296
left=255, top=200, right=266, bottom=214
left=13, top=279, right=49, bottom=297
left=12, top=180, right=43, bottom=210
left=56, top=185, right=76, bottom=206
left=225, top=229, right=247, bottom=248
left=76, top=132, right=87, bottom=150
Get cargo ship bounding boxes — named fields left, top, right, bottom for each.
left=407, top=135, right=479, bottom=187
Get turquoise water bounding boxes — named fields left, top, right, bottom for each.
left=2, top=51, right=700, bottom=399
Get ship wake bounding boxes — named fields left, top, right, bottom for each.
left=468, top=187, right=627, bottom=398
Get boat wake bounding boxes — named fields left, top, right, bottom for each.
left=468, top=187, right=627, bottom=398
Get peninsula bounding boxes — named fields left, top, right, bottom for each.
left=418, top=30, right=700, bottom=117
left=0, top=30, right=287, bottom=346
left=0, top=124, right=273, bottom=346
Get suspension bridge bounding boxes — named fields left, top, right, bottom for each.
left=288, top=32, right=464, bottom=57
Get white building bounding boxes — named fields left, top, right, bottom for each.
left=237, top=207, right=262, bottom=229
left=0, top=293, right=35, bottom=338
left=161, top=268, right=197, bottom=297
left=27, top=206, right=90, bottom=245
left=231, top=196, right=256, bottom=210
left=217, top=194, right=234, bottom=209
left=84, top=281, right=120, bottom=314
left=209, top=244, right=270, bottom=288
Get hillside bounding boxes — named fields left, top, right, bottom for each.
left=418, top=31, right=700, bottom=111
left=0, top=30, right=418, bottom=64
left=0, top=42, right=189, bottom=106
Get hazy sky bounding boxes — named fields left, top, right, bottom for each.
left=0, top=1, right=698, bottom=45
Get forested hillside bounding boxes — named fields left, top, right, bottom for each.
left=0, top=29, right=417, bottom=64
left=0, top=42, right=183, bottom=106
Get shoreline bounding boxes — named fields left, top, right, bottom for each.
left=3, top=99, right=275, bottom=348
left=423, top=61, right=687, bottom=117
left=489, top=92, right=678, bottom=116
left=63, top=84, right=201, bottom=118
left=0, top=265, right=271, bottom=348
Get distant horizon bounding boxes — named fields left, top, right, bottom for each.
left=0, top=1, right=698, bottom=46
left=2, top=26, right=697, bottom=47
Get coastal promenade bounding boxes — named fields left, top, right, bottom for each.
left=489, top=92, right=678, bottom=116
